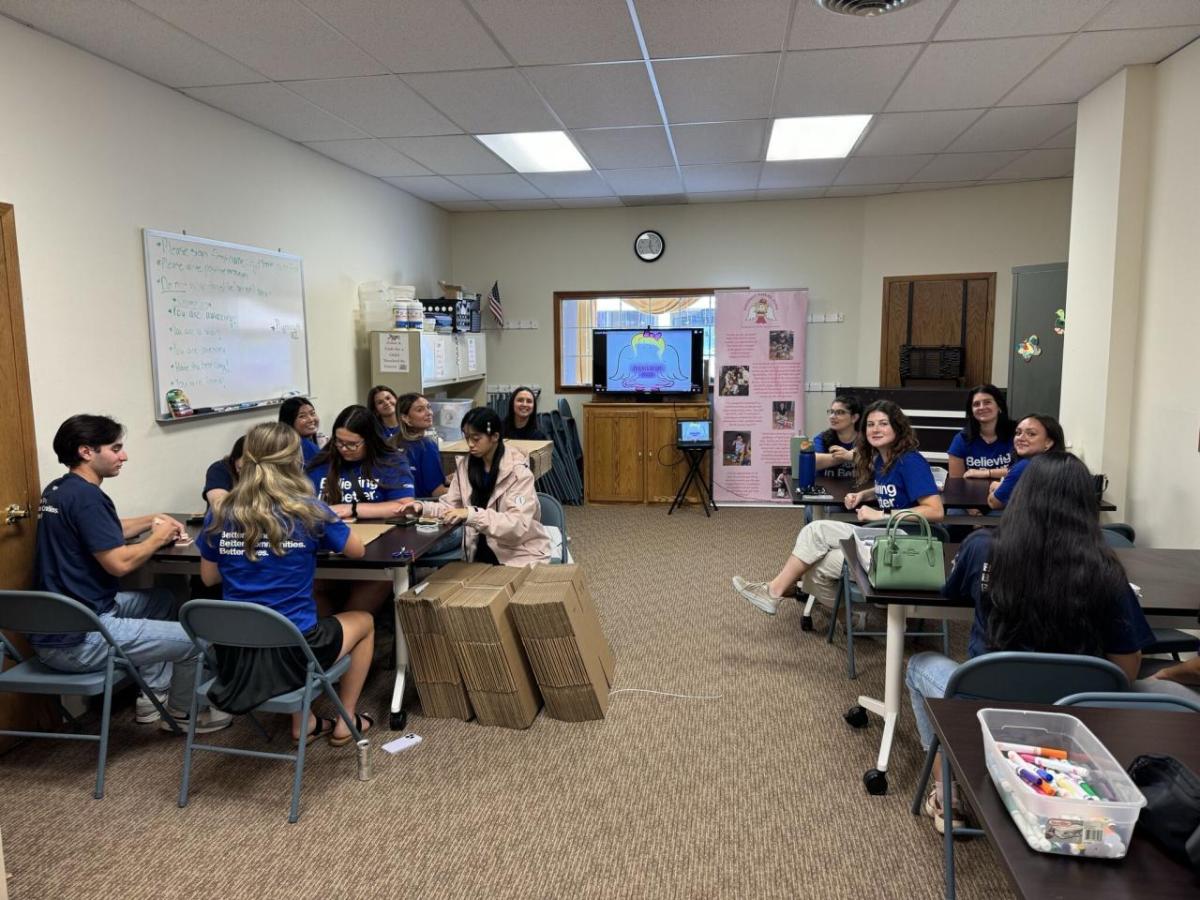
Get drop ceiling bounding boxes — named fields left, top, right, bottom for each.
left=3, top=0, right=1198, bottom=210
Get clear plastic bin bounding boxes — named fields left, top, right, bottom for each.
left=977, top=708, right=1146, bottom=858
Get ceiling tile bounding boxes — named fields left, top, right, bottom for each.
left=896, top=181, right=978, bottom=192
left=129, top=0, right=385, bottom=80
left=758, top=159, right=843, bottom=188
left=600, top=167, right=685, bottom=195
left=654, top=54, right=779, bottom=124
left=183, top=83, right=366, bottom=141
left=910, top=151, right=1023, bottom=182
left=856, top=110, right=982, bottom=156
left=825, top=184, right=898, bottom=196
left=289, top=76, right=460, bottom=137
left=572, top=126, right=674, bottom=169
left=523, top=172, right=616, bottom=198
left=555, top=197, right=624, bottom=207
left=491, top=199, right=561, bottom=210
left=304, top=139, right=431, bottom=176
left=0, top=0, right=265, bottom=87
left=671, top=120, right=769, bottom=165
left=401, top=68, right=560, bottom=133
left=1086, top=0, right=1200, bottom=30
left=788, top=0, right=952, bottom=50
left=447, top=174, right=546, bottom=200
left=681, top=163, right=762, bottom=193
left=1040, top=125, right=1076, bottom=149
left=888, top=35, right=1068, bottom=111
left=687, top=191, right=760, bottom=203
left=946, top=104, right=1076, bottom=153
left=835, top=155, right=933, bottom=185
left=934, top=0, right=1110, bottom=41
left=1002, top=26, right=1200, bottom=106
left=438, top=200, right=498, bottom=211
left=986, top=148, right=1075, bottom=180
left=525, top=62, right=661, bottom=128
left=776, top=45, right=923, bottom=116
left=382, top=176, right=478, bottom=201
left=386, top=136, right=512, bottom=175
left=469, top=0, right=640, bottom=65
left=299, top=0, right=510, bottom=73
left=638, top=0, right=792, bottom=57
left=756, top=187, right=827, bottom=200
left=621, top=193, right=688, bottom=206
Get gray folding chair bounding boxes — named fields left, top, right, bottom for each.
left=537, top=491, right=569, bottom=564
left=1056, top=690, right=1200, bottom=713
left=177, top=600, right=366, bottom=823
left=0, top=589, right=182, bottom=799
left=909, top=651, right=1128, bottom=900
left=1101, top=528, right=1197, bottom=659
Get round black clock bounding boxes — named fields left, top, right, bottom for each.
left=634, top=230, right=665, bottom=262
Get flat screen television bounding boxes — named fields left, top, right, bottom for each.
left=592, top=327, right=705, bottom=397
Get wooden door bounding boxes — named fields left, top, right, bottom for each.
left=644, top=405, right=710, bottom=503
left=584, top=408, right=644, bottom=502
left=880, top=273, right=995, bottom=388
left=0, top=203, right=55, bottom=736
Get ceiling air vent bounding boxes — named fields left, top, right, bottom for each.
left=815, top=0, right=923, bottom=16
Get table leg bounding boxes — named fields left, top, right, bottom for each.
left=853, top=603, right=908, bottom=795
left=389, top=565, right=411, bottom=730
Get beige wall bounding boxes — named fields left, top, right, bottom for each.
left=0, top=17, right=448, bottom=514
left=450, top=179, right=1072, bottom=435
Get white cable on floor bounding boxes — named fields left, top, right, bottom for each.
left=609, top=688, right=722, bottom=700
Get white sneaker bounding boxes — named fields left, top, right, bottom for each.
left=135, top=691, right=169, bottom=724
left=159, top=707, right=234, bottom=734
left=732, top=576, right=781, bottom=615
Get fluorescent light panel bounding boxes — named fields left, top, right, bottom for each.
left=766, top=115, right=872, bottom=161
left=476, top=131, right=590, bottom=173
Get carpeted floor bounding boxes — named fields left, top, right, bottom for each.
left=0, top=505, right=1015, bottom=899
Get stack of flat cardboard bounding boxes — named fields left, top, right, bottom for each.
left=442, top=571, right=541, bottom=729
left=510, top=565, right=616, bottom=721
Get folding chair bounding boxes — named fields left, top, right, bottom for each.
left=1056, top=691, right=1200, bottom=713
left=1101, top=529, right=1197, bottom=659
left=537, top=491, right=569, bottom=564
left=909, top=651, right=1128, bottom=900
left=0, top=589, right=182, bottom=799
left=177, top=600, right=367, bottom=823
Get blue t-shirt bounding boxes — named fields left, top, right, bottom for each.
left=813, top=432, right=855, bottom=479
left=198, top=506, right=349, bottom=633
left=379, top=423, right=400, bottom=441
left=32, top=473, right=125, bottom=647
left=947, top=432, right=1014, bottom=471
left=202, top=458, right=235, bottom=504
left=943, top=530, right=1155, bottom=659
left=872, top=451, right=938, bottom=511
left=307, top=453, right=414, bottom=504
left=300, top=437, right=321, bottom=464
left=991, top=457, right=1030, bottom=505
left=401, top=437, right=448, bottom=498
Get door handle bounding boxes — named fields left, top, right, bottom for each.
left=5, top=504, right=30, bottom=526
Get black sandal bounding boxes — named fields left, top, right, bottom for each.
left=294, top=716, right=335, bottom=746
left=329, top=712, right=374, bottom=747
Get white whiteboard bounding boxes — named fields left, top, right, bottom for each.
left=143, top=230, right=310, bottom=421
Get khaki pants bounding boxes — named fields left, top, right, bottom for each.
left=791, top=519, right=856, bottom=609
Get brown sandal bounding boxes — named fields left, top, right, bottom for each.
left=329, top=712, right=374, bottom=747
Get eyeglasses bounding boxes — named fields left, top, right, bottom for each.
left=826, top=409, right=849, bottom=417
left=334, top=438, right=365, bottom=451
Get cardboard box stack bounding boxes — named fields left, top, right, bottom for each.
left=442, top=564, right=541, bottom=729
left=510, top=564, right=616, bottom=721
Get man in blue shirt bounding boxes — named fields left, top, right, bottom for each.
left=32, top=415, right=231, bottom=733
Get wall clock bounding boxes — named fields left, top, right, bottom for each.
left=634, top=230, right=665, bottom=262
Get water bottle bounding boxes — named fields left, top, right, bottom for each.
left=797, top=433, right=816, bottom=492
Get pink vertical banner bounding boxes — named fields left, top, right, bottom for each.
left=713, top=289, right=808, bottom=503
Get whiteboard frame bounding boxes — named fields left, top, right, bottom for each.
left=143, top=229, right=311, bottom=424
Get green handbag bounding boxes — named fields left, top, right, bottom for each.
left=867, top=511, right=944, bottom=591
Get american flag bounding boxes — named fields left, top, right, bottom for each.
left=487, top=280, right=503, bottom=328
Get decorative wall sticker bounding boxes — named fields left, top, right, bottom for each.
left=1054, top=308, right=1066, bottom=336
left=1017, top=334, right=1042, bottom=362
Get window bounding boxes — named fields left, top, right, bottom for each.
left=554, top=290, right=719, bottom=392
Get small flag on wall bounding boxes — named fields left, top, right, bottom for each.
left=487, top=280, right=504, bottom=328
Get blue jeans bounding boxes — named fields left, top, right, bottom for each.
left=905, top=651, right=960, bottom=750
left=35, top=587, right=202, bottom=712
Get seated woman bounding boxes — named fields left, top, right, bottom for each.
left=987, top=413, right=1064, bottom=510
left=198, top=422, right=375, bottom=744
left=202, top=435, right=245, bottom=508
left=948, top=384, right=1014, bottom=481
left=279, top=396, right=326, bottom=464
left=733, top=400, right=943, bottom=615
left=409, top=407, right=550, bottom=566
left=367, top=384, right=401, bottom=441
left=307, top=405, right=415, bottom=521
left=813, top=396, right=862, bottom=479
left=906, top=452, right=1153, bottom=831
left=394, top=392, right=460, bottom=559
left=502, top=386, right=548, bottom=441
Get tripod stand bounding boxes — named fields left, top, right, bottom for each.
left=668, top=445, right=717, bottom=516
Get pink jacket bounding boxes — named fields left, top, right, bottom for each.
left=426, top=446, right=550, bottom=566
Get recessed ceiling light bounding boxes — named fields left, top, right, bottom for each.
left=766, top=115, right=872, bottom=161
left=475, top=131, right=590, bottom=173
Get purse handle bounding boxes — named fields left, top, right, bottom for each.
left=884, top=509, right=934, bottom=545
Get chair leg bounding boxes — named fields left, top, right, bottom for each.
left=826, top=585, right=842, bottom=643
left=289, top=681, right=315, bottom=823
left=178, top=658, right=205, bottom=809
left=94, top=654, right=117, bottom=800
left=911, top=736, right=940, bottom=816
left=321, top=678, right=364, bottom=744
left=845, top=588, right=857, bottom=680
left=943, top=752, right=956, bottom=900
left=941, top=620, right=951, bottom=658
left=247, top=712, right=272, bottom=743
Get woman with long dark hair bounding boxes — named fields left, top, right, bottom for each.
left=307, top=405, right=414, bottom=520
left=202, top=435, right=245, bottom=508
left=987, top=413, right=1064, bottom=509
left=409, top=406, right=549, bottom=566
left=733, top=400, right=943, bottom=615
left=198, top=422, right=375, bottom=743
left=906, top=452, right=1153, bottom=831
left=367, top=385, right=401, bottom=440
left=393, top=393, right=448, bottom=499
left=502, top=386, right=548, bottom=440
left=279, top=397, right=326, bottom=463
left=947, top=384, right=1015, bottom=480
left=813, top=395, right=861, bottom=479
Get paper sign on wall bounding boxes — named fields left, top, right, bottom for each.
left=433, top=339, right=447, bottom=378
left=378, top=333, right=410, bottom=373
left=467, top=336, right=477, bottom=371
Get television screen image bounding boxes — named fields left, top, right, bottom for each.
left=677, top=420, right=712, bottom=447
left=592, top=328, right=704, bottom=395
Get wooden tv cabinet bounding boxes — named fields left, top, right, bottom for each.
left=583, top=402, right=711, bottom=504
